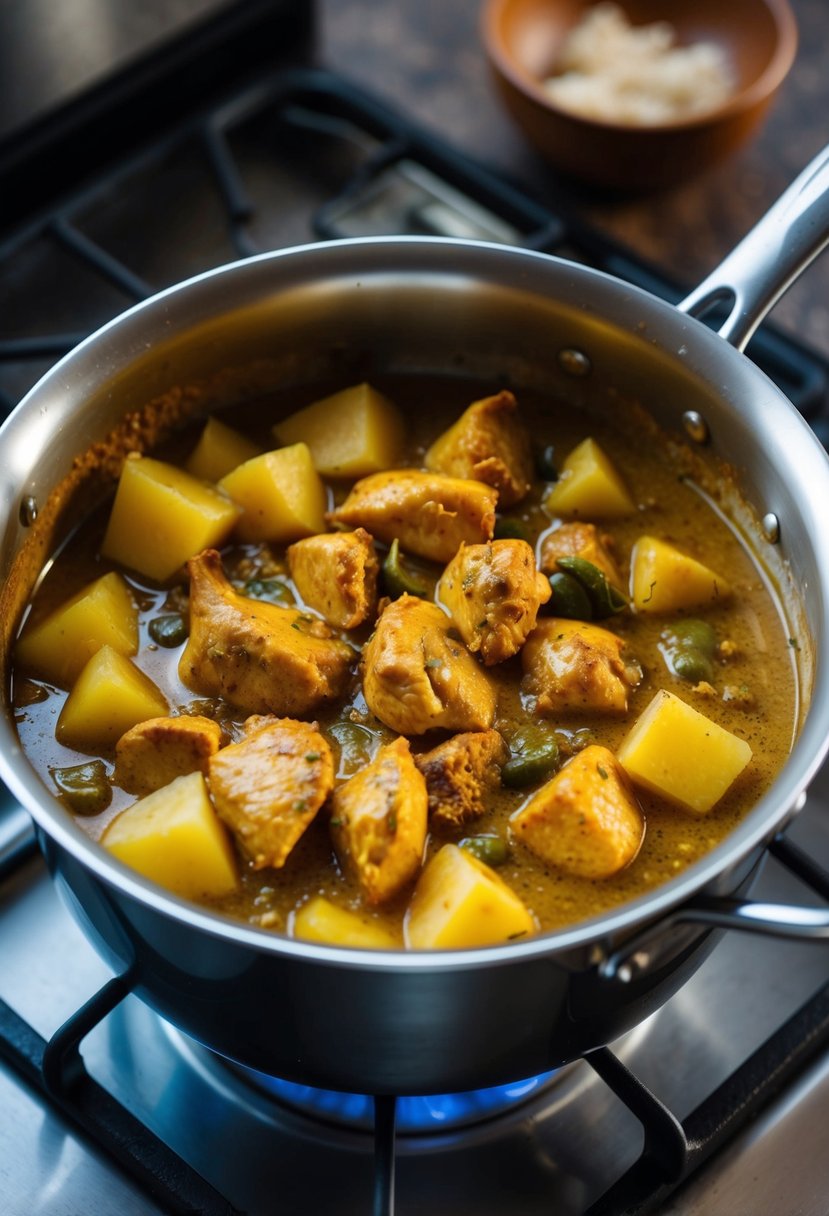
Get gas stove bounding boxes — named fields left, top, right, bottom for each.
left=1, top=4, right=829, bottom=1213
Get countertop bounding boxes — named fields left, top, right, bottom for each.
left=320, top=0, right=829, bottom=358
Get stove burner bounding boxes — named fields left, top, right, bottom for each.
left=228, top=1065, right=561, bottom=1133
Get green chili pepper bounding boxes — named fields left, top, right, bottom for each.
left=494, top=516, right=532, bottom=543
left=460, top=834, right=510, bottom=867
left=501, top=724, right=560, bottom=788
left=382, top=538, right=430, bottom=599
left=148, top=613, right=188, bottom=648
left=661, top=618, right=717, bottom=683
left=243, top=576, right=293, bottom=604
left=548, top=571, right=593, bottom=620
left=51, top=760, right=112, bottom=816
left=535, top=443, right=558, bottom=481
left=666, top=618, right=717, bottom=657
left=556, top=555, right=627, bottom=617
left=672, top=649, right=714, bottom=683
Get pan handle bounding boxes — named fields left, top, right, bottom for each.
left=677, top=144, right=829, bottom=351
left=600, top=894, right=829, bottom=983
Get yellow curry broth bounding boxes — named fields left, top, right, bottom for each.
left=12, top=376, right=798, bottom=942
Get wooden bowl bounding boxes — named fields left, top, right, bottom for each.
left=482, top=0, right=798, bottom=190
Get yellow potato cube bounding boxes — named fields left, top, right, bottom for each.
left=102, top=771, right=238, bottom=899
left=544, top=437, right=635, bottom=518
left=292, top=897, right=398, bottom=949
left=273, top=382, right=405, bottom=478
left=219, top=442, right=326, bottom=543
left=617, top=689, right=752, bottom=814
left=56, top=645, right=169, bottom=752
left=15, top=572, right=137, bottom=688
left=404, top=843, right=536, bottom=950
left=185, top=416, right=260, bottom=483
left=630, top=536, right=731, bottom=614
left=102, top=455, right=241, bottom=582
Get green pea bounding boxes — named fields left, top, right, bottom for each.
left=148, top=613, right=188, bottom=648
left=501, top=725, right=560, bottom=788
left=548, top=571, right=593, bottom=620
left=382, top=538, right=430, bottom=599
left=667, top=618, right=717, bottom=657
left=556, top=556, right=627, bottom=617
left=672, top=648, right=714, bottom=683
left=459, top=834, right=510, bottom=867
left=243, top=577, right=292, bottom=604
left=494, top=516, right=532, bottom=543
left=535, top=444, right=558, bottom=481
left=51, top=760, right=112, bottom=816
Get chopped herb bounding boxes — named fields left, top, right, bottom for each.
left=424, top=657, right=442, bottom=668
left=293, top=799, right=308, bottom=812
left=642, top=580, right=657, bottom=605
left=305, top=752, right=321, bottom=762
left=788, top=637, right=800, bottom=650
left=507, top=930, right=528, bottom=940
left=329, top=816, right=343, bottom=827
left=597, top=764, right=608, bottom=779
left=387, top=812, right=397, bottom=832
left=477, top=619, right=488, bottom=629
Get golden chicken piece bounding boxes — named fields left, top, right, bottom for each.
left=511, top=745, right=644, bottom=879
left=415, top=729, right=508, bottom=831
left=329, top=736, right=427, bottom=904
left=287, top=527, right=379, bottom=630
left=327, top=470, right=497, bottom=564
left=208, top=715, right=334, bottom=870
left=538, top=521, right=624, bottom=589
left=437, top=539, right=551, bottom=666
left=521, top=618, right=638, bottom=716
left=361, top=596, right=497, bottom=735
left=424, top=390, right=533, bottom=507
left=179, top=549, right=353, bottom=718
left=114, top=714, right=224, bottom=797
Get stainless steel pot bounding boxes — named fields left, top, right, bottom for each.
left=2, top=150, right=829, bottom=1096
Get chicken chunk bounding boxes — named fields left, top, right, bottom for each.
left=361, top=596, right=497, bottom=735
left=179, top=549, right=353, bottom=718
left=114, top=714, right=224, bottom=796
left=538, top=521, right=624, bottom=589
left=327, top=470, right=497, bottom=564
left=208, top=716, right=334, bottom=869
left=287, top=527, right=379, bottom=629
left=511, top=745, right=644, bottom=879
left=437, top=539, right=551, bottom=665
left=424, top=390, right=533, bottom=507
left=329, top=736, right=427, bottom=904
left=521, top=618, right=637, bottom=716
left=415, top=729, right=508, bottom=831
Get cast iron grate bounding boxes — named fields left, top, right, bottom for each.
left=2, top=49, right=829, bottom=1216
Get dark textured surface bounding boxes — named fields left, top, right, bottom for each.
left=320, top=0, right=829, bottom=355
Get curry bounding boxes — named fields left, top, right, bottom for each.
left=10, top=375, right=797, bottom=949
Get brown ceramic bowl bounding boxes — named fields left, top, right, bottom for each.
left=482, top=0, right=798, bottom=190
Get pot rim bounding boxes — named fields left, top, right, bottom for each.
left=2, top=233, right=828, bottom=972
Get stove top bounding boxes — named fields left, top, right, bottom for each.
left=1, top=9, right=829, bottom=1213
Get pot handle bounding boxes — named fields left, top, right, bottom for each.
left=599, top=894, right=829, bottom=983
left=677, top=144, right=829, bottom=351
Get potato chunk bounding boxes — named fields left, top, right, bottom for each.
left=114, top=715, right=224, bottom=796
left=292, top=897, right=397, bottom=949
left=521, top=618, right=636, bottom=716
left=208, top=716, right=334, bottom=869
left=539, top=521, right=624, bottom=589
left=102, top=455, right=241, bottom=582
left=56, top=645, right=168, bottom=751
left=415, top=729, right=508, bottom=831
left=328, top=470, right=497, bottom=564
left=329, top=737, right=427, bottom=904
left=185, top=416, right=260, bottom=483
left=15, top=571, right=138, bottom=689
left=287, top=527, right=379, bottom=629
left=179, top=549, right=352, bottom=718
left=630, top=536, right=731, bottom=614
left=219, top=442, right=326, bottom=544
left=510, top=745, right=644, bottom=879
left=437, top=539, right=551, bottom=665
left=404, top=843, right=536, bottom=949
left=617, top=690, right=752, bottom=814
left=101, top=771, right=238, bottom=899
left=362, top=596, right=497, bottom=735
left=424, top=390, right=533, bottom=507
left=273, top=382, right=405, bottom=477
left=543, top=438, right=635, bottom=518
